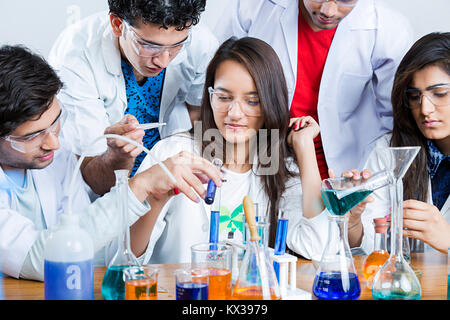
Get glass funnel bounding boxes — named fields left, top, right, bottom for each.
left=231, top=196, right=281, bottom=300
left=372, top=147, right=422, bottom=300
left=101, top=170, right=140, bottom=300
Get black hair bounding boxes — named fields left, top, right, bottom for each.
left=108, top=0, right=206, bottom=30
left=0, top=45, right=63, bottom=137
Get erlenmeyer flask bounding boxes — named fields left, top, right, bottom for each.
left=372, top=147, right=422, bottom=300
left=101, top=170, right=140, bottom=300
left=231, top=196, right=281, bottom=300
left=312, top=213, right=361, bottom=300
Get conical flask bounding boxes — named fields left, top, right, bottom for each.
left=372, top=147, right=422, bottom=300
left=312, top=213, right=361, bottom=300
left=101, top=170, right=140, bottom=300
left=231, top=196, right=281, bottom=300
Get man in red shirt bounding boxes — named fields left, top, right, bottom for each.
left=211, top=0, right=414, bottom=179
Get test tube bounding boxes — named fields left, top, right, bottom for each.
left=273, top=211, right=289, bottom=282
left=205, top=159, right=223, bottom=205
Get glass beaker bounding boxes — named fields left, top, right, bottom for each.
left=124, top=266, right=158, bottom=300
left=101, top=170, right=140, bottom=300
left=371, top=147, right=422, bottom=300
left=191, top=242, right=232, bottom=300
left=174, top=268, right=209, bottom=300
left=312, top=213, right=361, bottom=300
left=231, top=196, right=281, bottom=300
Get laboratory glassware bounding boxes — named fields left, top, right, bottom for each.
left=362, top=218, right=389, bottom=288
left=44, top=214, right=94, bottom=300
left=231, top=196, right=281, bottom=300
left=273, top=211, right=289, bottom=282
left=124, top=266, right=159, bottom=300
left=191, top=242, right=233, bottom=300
left=174, top=268, right=209, bottom=300
left=372, top=147, right=422, bottom=300
left=205, top=158, right=223, bottom=205
left=101, top=170, right=140, bottom=300
left=244, top=203, right=269, bottom=247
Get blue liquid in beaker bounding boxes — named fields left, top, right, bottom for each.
left=321, top=189, right=373, bottom=216
left=101, top=265, right=133, bottom=300
left=176, top=282, right=209, bottom=300
left=313, top=272, right=361, bottom=300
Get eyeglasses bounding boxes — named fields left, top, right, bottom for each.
left=405, top=84, right=450, bottom=109
left=208, top=87, right=262, bottom=117
left=2, top=109, right=66, bottom=153
left=308, top=0, right=359, bottom=7
left=122, top=20, right=191, bottom=58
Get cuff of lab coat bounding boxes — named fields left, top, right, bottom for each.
left=127, top=186, right=151, bottom=225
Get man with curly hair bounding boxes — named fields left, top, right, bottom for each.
left=48, top=0, right=218, bottom=195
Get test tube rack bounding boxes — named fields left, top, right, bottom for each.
left=225, top=241, right=311, bottom=300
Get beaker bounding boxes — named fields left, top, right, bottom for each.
left=371, top=147, right=422, bottom=300
left=312, top=213, right=361, bottom=300
left=124, top=266, right=159, bottom=300
left=174, top=268, right=209, bottom=300
left=101, top=170, right=140, bottom=300
left=191, top=242, right=232, bottom=300
left=231, top=196, right=281, bottom=300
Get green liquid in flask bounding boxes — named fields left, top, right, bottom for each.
left=101, top=265, right=133, bottom=300
left=321, top=189, right=373, bottom=216
left=372, top=289, right=421, bottom=300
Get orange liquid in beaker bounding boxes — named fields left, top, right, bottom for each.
left=231, top=285, right=281, bottom=300
left=362, top=251, right=390, bottom=287
left=125, top=279, right=158, bottom=300
left=208, top=268, right=232, bottom=300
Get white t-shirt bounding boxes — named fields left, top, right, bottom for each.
left=136, top=132, right=331, bottom=264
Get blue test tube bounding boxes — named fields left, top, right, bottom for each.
left=273, top=211, right=289, bottom=282
left=207, top=159, right=223, bottom=248
left=205, top=158, right=223, bottom=205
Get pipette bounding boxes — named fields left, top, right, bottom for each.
left=205, top=158, right=223, bottom=205
left=136, top=122, right=166, bottom=130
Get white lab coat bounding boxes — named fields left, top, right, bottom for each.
left=135, top=132, right=331, bottom=264
left=0, top=144, right=150, bottom=279
left=356, top=134, right=450, bottom=255
left=48, top=11, right=219, bottom=155
left=209, top=0, right=414, bottom=175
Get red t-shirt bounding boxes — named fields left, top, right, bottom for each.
left=290, top=10, right=337, bottom=180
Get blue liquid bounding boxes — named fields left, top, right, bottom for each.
left=101, top=265, right=133, bottom=300
left=176, top=282, right=208, bottom=300
left=273, top=219, right=289, bottom=282
left=205, top=180, right=217, bottom=204
left=372, top=290, right=421, bottom=300
left=209, top=210, right=220, bottom=245
left=44, top=259, right=94, bottom=300
left=321, top=189, right=373, bottom=216
left=313, top=272, right=361, bottom=300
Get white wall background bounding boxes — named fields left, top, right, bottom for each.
left=0, top=0, right=449, bottom=58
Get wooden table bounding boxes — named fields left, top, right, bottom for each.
left=3, top=252, right=448, bottom=300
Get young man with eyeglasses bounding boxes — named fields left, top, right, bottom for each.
left=210, top=0, right=415, bottom=181
left=48, top=0, right=219, bottom=195
left=0, top=45, right=223, bottom=280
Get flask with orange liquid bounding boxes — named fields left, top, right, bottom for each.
left=362, top=217, right=389, bottom=288
left=231, top=196, right=281, bottom=300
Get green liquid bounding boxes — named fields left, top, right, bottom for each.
left=321, top=189, right=373, bottom=216
left=101, top=265, right=133, bottom=300
left=372, top=289, right=421, bottom=300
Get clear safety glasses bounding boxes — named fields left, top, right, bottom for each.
left=122, top=20, right=191, bottom=58
left=2, top=109, right=67, bottom=153
left=208, top=87, right=262, bottom=117
left=405, top=84, right=450, bottom=109
left=308, top=0, right=359, bottom=7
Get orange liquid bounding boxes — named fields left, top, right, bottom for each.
left=231, top=285, right=281, bottom=300
left=208, top=268, right=232, bottom=300
left=362, top=250, right=390, bottom=287
left=125, top=280, right=158, bottom=300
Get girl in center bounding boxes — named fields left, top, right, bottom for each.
left=131, top=37, right=330, bottom=264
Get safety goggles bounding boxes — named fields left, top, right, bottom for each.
left=122, top=20, right=191, bottom=58
left=308, top=0, right=359, bottom=8
left=2, top=109, right=67, bottom=153
left=405, top=84, right=450, bottom=109
left=208, top=87, right=262, bottom=117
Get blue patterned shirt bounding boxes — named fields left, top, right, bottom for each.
left=427, top=140, right=450, bottom=211
left=121, top=60, right=166, bottom=176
